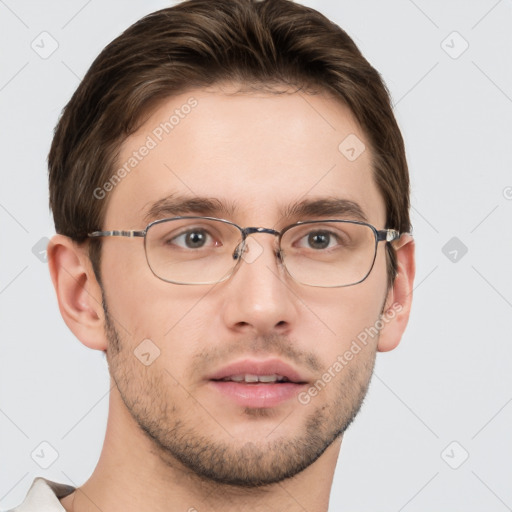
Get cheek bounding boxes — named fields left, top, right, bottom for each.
left=101, top=243, right=189, bottom=337
left=101, top=242, right=228, bottom=378
left=298, top=255, right=388, bottom=358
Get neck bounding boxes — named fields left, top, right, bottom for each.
left=61, top=387, right=342, bottom=512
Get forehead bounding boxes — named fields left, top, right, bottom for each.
left=103, top=86, right=386, bottom=228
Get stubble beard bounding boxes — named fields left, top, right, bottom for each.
left=103, top=300, right=377, bottom=488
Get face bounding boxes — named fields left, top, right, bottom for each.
left=99, top=85, right=390, bottom=486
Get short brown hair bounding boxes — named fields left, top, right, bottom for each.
left=48, top=0, right=410, bottom=286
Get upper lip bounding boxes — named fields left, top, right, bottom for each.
left=207, top=358, right=309, bottom=384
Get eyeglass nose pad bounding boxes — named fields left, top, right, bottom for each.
left=232, top=239, right=283, bottom=262
left=232, top=240, right=246, bottom=260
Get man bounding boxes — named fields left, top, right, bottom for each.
left=10, top=0, right=415, bottom=510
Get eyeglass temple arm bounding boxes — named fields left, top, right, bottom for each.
left=378, top=229, right=415, bottom=244
left=376, top=229, right=401, bottom=242
left=88, top=230, right=146, bottom=238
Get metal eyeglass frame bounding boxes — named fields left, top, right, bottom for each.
left=88, top=216, right=401, bottom=287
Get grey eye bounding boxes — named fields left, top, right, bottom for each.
left=307, top=231, right=332, bottom=249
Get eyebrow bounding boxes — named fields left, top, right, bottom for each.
left=143, top=194, right=237, bottom=223
left=281, top=198, right=369, bottom=223
left=143, top=195, right=368, bottom=224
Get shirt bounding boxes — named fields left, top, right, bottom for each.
left=6, top=478, right=75, bottom=512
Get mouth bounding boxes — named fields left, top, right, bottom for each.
left=207, top=359, right=309, bottom=408
left=216, top=374, right=293, bottom=383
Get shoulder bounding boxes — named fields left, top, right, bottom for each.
left=5, top=477, right=75, bottom=512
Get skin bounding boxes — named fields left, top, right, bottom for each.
left=49, top=84, right=415, bottom=512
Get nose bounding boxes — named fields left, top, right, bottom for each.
left=220, top=234, right=299, bottom=336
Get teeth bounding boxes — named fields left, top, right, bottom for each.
left=257, top=375, right=279, bottom=383
left=221, top=374, right=288, bottom=383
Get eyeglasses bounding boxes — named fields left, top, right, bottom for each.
left=88, top=216, right=401, bottom=287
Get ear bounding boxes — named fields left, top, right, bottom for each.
left=377, top=235, right=416, bottom=352
left=47, top=234, right=107, bottom=351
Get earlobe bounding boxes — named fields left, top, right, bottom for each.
left=377, top=236, right=416, bottom=352
left=47, top=235, right=107, bottom=351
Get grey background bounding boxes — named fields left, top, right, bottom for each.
left=1, top=1, right=511, bottom=510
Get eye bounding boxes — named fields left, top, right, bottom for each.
left=296, top=230, right=342, bottom=250
left=169, top=229, right=218, bottom=249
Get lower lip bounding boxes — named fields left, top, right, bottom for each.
left=208, top=381, right=305, bottom=408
